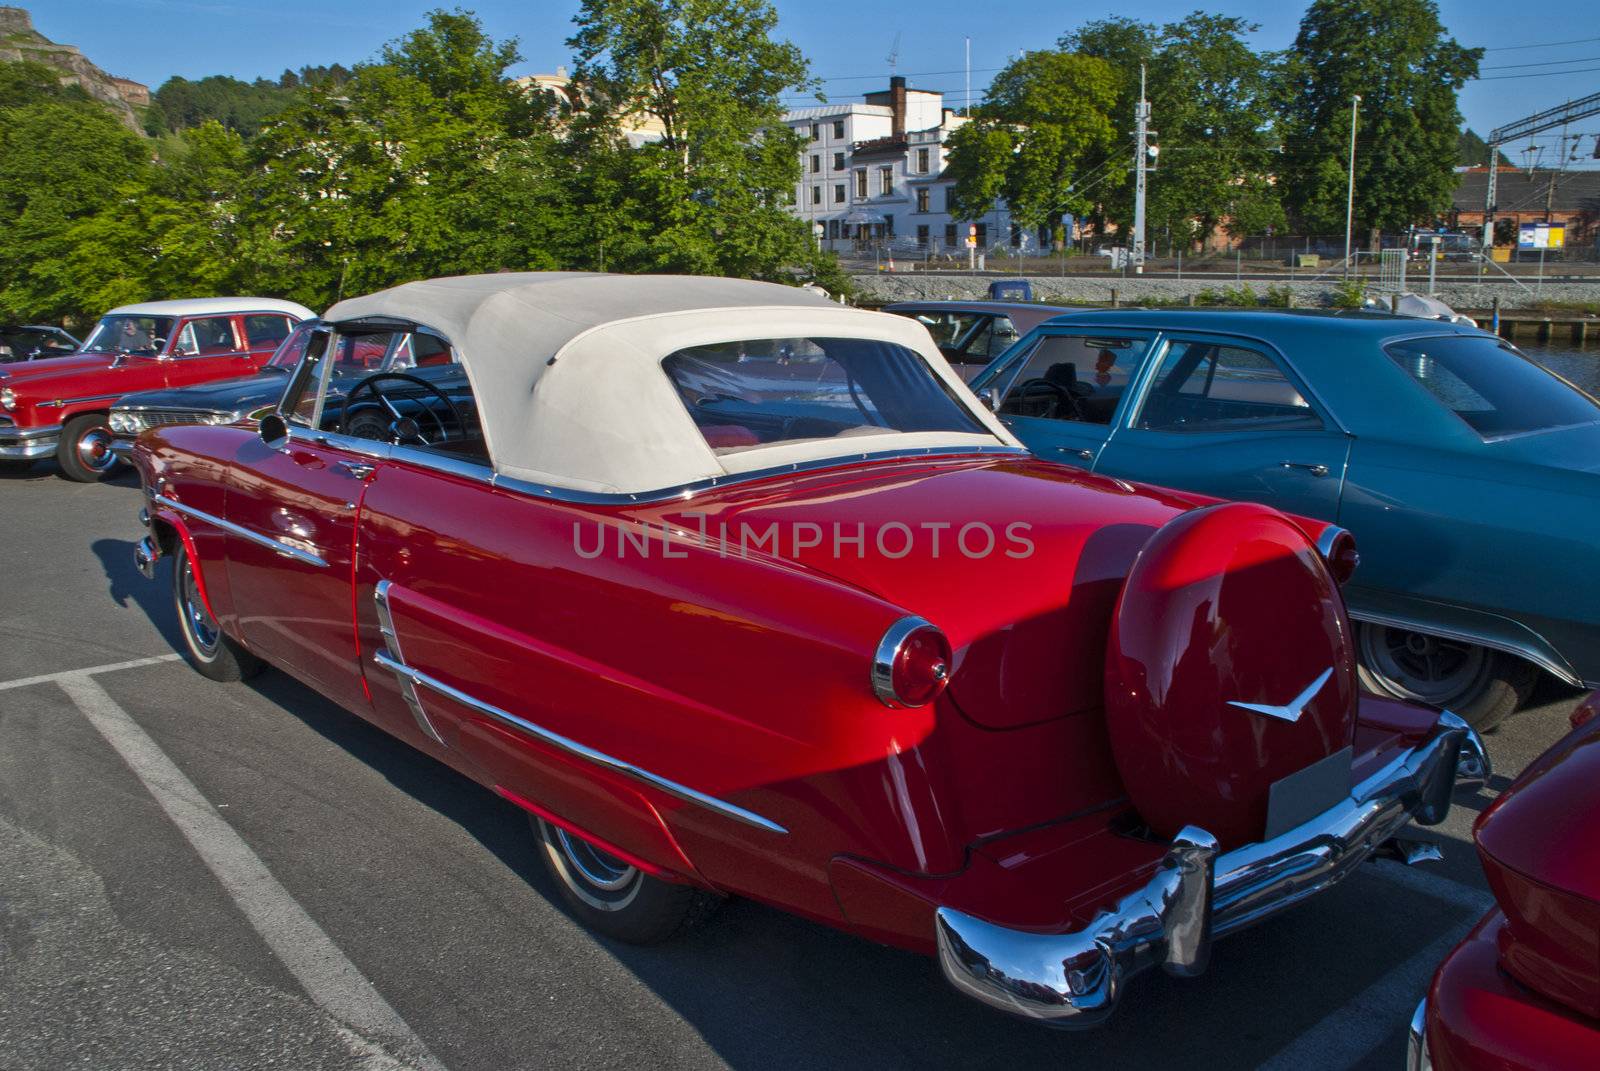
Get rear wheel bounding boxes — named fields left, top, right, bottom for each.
left=57, top=412, right=120, bottom=482
left=172, top=542, right=263, bottom=682
left=1356, top=623, right=1535, bottom=731
left=531, top=816, right=720, bottom=943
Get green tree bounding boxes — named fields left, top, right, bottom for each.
left=151, top=75, right=296, bottom=137
left=1458, top=128, right=1511, bottom=168
left=565, top=0, right=844, bottom=288
left=1279, top=0, right=1480, bottom=247
left=945, top=51, right=1119, bottom=234
left=240, top=8, right=569, bottom=308
left=1067, top=14, right=1284, bottom=249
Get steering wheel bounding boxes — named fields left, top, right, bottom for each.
left=339, top=372, right=467, bottom=446
left=1010, top=378, right=1085, bottom=421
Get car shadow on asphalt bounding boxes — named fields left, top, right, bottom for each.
left=90, top=534, right=186, bottom=653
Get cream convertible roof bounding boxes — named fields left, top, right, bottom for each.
left=323, top=273, right=1019, bottom=495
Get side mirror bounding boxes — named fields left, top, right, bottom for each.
left=977, top=388, right=1001, bottom=413
left=258, top=412, right=288, bottom=449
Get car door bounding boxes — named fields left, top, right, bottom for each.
left=981, top=329, right=1157, bottom=469
left=163, top=314, right=251, bottom=388
left=241, top=314, right=296, bottom=364
left=1093, top=334, right=1352, bottom=521
left=221, top=326, right=380, bottom=712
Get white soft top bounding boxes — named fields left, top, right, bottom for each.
left=107, top=297, right=316, bottom=319
left=323, top=272, right=1017, bottom=495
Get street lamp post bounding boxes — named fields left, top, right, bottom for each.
left=1343, top=94, right=1361, bottom=281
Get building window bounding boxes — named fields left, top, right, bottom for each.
left=1010, top=224, right=1022, bottom=247
left=854, top=170, right=867, bottom=199
left=810, top=123, right=819, bottom=141
left=832, top=119, right=845, bottom=139
left=833, top=183, right=846, bottom=204
left=884, top=213, right=894, bottom=236
left=832, top=152, right=844, bottom=171
left=916, top=188, right=929, bottom=213
left=810, top=154, right=820, bottom=174
left=916, top=224, right=929, bottom=248
left=943, top=187, right=954, bottom=213
left=944, top=223, right=957, bottom=247
left=810, top=185, right=821, bottom=205
left=974, top=223, right=988, bottom=247
left=917, top=147, right=930, bottom=173
left=879, top=166, right=893, bottom=196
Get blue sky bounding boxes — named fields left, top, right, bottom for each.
left=28, top=0, right=1600, bottom=164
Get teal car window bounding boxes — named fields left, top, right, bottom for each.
left=998, top=333, right=1146, bottom=425
left=1138, top=340, right=1321, bottom=433
left=1385, top=335, right=1599, bottom=440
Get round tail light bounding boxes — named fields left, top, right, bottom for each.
left=872, top=616, right=952, bottom=708
left=1316, top=526, right=1360, bottom=586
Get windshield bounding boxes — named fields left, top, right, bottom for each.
left=661, top=336, right=987, bottom=455
left=1386, top=335, right=1600, bottom=440
left=82, top=315, right=175, bottom=356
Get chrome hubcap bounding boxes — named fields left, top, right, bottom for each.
left=1360, top=625, right=1488, bottom=705
left=555, top=828, right=635, bottom=890
left=181, top=559, right=219, bottom=656
left=537, top=819, right=642, bottom=912
left=76, top=426, right=116, bottom=472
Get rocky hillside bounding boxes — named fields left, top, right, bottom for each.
left=0, top=6, right=145, bottom=129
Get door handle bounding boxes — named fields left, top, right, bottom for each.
left=1280, top=461, right=1330, bottom=477
left=334, top=461, right=376, bottom=479
left=1057, top=447, right=1094, bottom=462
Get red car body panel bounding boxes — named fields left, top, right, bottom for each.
left=136, top=413, right=1447, bottom=960
left=1423, top=712, right=1600, bottom=1067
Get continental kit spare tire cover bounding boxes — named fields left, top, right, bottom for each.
left=1104, top=502, right=1357, bottom=849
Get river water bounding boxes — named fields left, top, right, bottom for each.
left=1522, top=340, right=1600, bottom=394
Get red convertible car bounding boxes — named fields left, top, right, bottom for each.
left=1410, top=694, right=1600, bottom=1069
left=129, top=273, right=1485, bottom=1025
left=0, top=296, right=313, bottom=480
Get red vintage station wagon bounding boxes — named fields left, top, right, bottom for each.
left=129, top=273, right=1486, bottom=1026
left=0, top=297, right=313, bottom=481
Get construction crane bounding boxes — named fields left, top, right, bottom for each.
left=1482, top=91, right=1600, bottom=252
left=886, top=32, right=901, bottom=77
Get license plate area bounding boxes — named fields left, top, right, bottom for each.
left=1264, top=746, right=1353, bottom=840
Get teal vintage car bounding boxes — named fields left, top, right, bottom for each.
left=969, top=309, right=1600, bottom=728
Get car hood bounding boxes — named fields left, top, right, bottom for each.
left=117, top=372, right=289, bottom=414
left=0, top=352, right=114, bottom=386
left=646, top=453, right=1209, bottom=727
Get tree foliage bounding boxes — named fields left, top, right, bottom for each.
left=946, top=51, right=1119, bottom=228
left=1279, top=0, right=1480, bottom=243
left=565, top=0, right=843, bottom=288
left=1458, top=128, right=1511, bottom=168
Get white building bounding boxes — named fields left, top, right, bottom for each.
left=784, top=77, right=1034, bottom=257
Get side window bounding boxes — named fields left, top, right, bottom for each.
left=174, top=316, right=239, bottom=356
left=998, top=333, right=1149, bottom=425
left=282, top=330, right=332, bottom=427
left=243, top=315, right=291, bottom=348
left=1136, top=340, right=1321, bottom=432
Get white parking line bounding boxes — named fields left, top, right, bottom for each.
left=0, top=653, right=183, bottom=692
left=54, top=673, right=447, bottom=1071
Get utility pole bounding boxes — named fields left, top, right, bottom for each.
left=1132, top=65, right=1151, bottom=274
left=1343, top=94, right=1361, bottom=281
left=964, top=37, right=971, bottom=117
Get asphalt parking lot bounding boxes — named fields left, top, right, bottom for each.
left=0, top=461, right=1585, bottom=1071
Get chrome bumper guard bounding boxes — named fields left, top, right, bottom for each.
left=134, top=535, right=160, bottom=580
left=935, top=712, right=1487, bottom=1027
left=0, top=422, right=61, bottom=460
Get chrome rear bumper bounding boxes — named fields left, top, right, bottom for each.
left=0, top=422, right=61, bottom=459
left=935, top=711, right=1487, bottom=1027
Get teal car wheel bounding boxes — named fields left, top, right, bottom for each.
left=1356, top=623, right=1535, bottom=731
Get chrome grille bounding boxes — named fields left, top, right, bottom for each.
left=131, top=411, right=203, bottom=431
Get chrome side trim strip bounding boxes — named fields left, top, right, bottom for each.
left=371, top=580, right=443, bottom=744
left=1348, top=608, right=1584, bottom=687
left=370, top=649, right=788, bottom=835
left=152, top=494, right=329, bottom=569
left=38, top=393, right=121, bottom=409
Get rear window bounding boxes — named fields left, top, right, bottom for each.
left=662, top=337, right=986, bottom=454
left=1386, top=335, right=1599, bottom=440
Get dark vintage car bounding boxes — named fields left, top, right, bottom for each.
left=129, top=273, right=1484, bottom=1026
left=108, top=319, right=455, bottom=455
left=0, top=325, right=80, bottom=363
left=971, top=309, right=1600, bottom=729
left=882, top=300, right=1081, bottom=381
left=1409, top=694, right=1600, bottom=1070
left=0, top=297, right=313, bottom=481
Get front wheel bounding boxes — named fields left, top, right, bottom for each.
left=1356, top=623, right=1535, bottom=731
left=57, top=412, right=120, bottom=482
left=172, top=542, right=263, bottom=682
left=531, top=816, right=721, bottom=943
